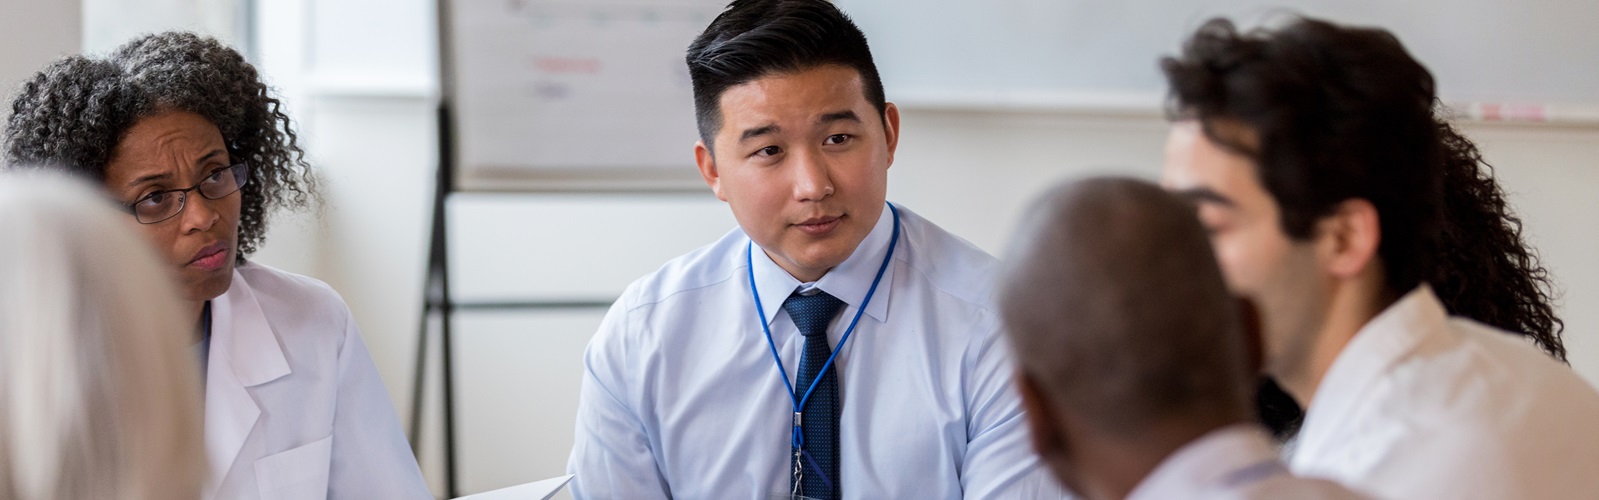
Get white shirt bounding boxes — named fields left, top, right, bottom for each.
left=204, top=262, right=430, bottom=499
left=1290, top=285, right=1599, bottom=499
left=1128, top=425, right=1363, bottom=500
left=567, top=204, right=1064, bottom=499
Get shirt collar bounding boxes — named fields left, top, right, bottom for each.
left=1127, top=424, right=1285, bottom=500
left=749, top=203, right=898, bottom=325
left=1293, top=284, right=1449, bottom=460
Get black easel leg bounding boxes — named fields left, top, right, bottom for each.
left=409, top=275, right=433, bottom=452
left=412, top=99, right=459, bottom=497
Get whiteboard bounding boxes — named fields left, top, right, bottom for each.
left=840, top=0, right=1599, bottom=117
left=444, top=0, right=1599, bottom=192
left=446, top=0, right=727, bottom=191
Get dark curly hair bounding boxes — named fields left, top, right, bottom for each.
left=4, top=31, right=316, bottom=261
left=1161, top=17, right=1565, bottom=436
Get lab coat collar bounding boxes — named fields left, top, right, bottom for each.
left=202, top=265, right=292, bottom=497
left=1294, top=284, right=1447, bottom=462
left=748, top=202, right=898, bottom=327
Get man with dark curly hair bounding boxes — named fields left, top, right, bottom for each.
left=3, top=32, right=431, bottom=499
left=1159, top=17, right=1599, bottom=499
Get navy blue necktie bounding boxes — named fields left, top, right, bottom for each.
left=784, top=291, right=845, bottom=500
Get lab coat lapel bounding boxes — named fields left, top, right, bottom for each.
left=1294, top=285, right=1447, bottom=464
left=203, top=268, right=292, bottom=498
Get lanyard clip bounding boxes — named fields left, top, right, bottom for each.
left=792, top=412, right=805, bottom=449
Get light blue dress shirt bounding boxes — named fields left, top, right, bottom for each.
left=567, top=203, right=1065, bottom=499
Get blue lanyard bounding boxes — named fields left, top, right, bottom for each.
left=748, top=202, right=901, bottom=450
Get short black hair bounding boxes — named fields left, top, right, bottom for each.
left=5, top=32, right=316, bottom=262
left=686, top=0, right=887, bottom=148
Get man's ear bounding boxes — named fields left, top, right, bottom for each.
left=881, top=102, right=901, bottom=168
left=1316, top=198, right=1382, bottom=279
left=695, top=140, right=728, bottom=202
left=1015, top=369, right=1066, bottom=458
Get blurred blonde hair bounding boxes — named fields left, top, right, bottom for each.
left=0, top=171, right=205, bottom=500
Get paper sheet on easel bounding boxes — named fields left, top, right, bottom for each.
left=452, top=474, right=574, bottom=500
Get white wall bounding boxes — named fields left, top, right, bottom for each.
left=81, top=0, right=244, bottom=54
left=0, top=0, right=80, bottom=107
left=1468, top=124, right=1599, bottom=373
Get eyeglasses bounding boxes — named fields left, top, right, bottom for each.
left=124, top=163, right=251, bottom=224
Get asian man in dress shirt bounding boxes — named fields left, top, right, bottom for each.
left=566, top=0, right=1062, bottom=498
left=1159, top=17, right=1599, bottom=499
left=998, top=177, right=1361, bottom=500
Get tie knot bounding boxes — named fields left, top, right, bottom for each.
left=783, top=291, right=845, bottom=337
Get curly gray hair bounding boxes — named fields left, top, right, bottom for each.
left=4, top=31, right=316, bottom=260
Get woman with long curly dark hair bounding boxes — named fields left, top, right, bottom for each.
left=4, top=32, right=430, bottom=499
left=1158, top=17, right=1599, bottom=499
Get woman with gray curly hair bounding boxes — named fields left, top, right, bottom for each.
left=3, top=32, right=430, bottom=499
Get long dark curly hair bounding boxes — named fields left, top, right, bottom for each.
left=4, top=31, right=316, bottom=261
left=1161, top=17, right=1565, bottom=436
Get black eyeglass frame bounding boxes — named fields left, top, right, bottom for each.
left=122, top=162, right=252, bottom=224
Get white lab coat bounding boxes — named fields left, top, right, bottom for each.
left=202, top=262, right=430, bottom=499
left=1290, top=285, right=1599, bottom=499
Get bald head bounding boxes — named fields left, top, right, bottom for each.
left=999, top=177, right=1252, bottom=436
